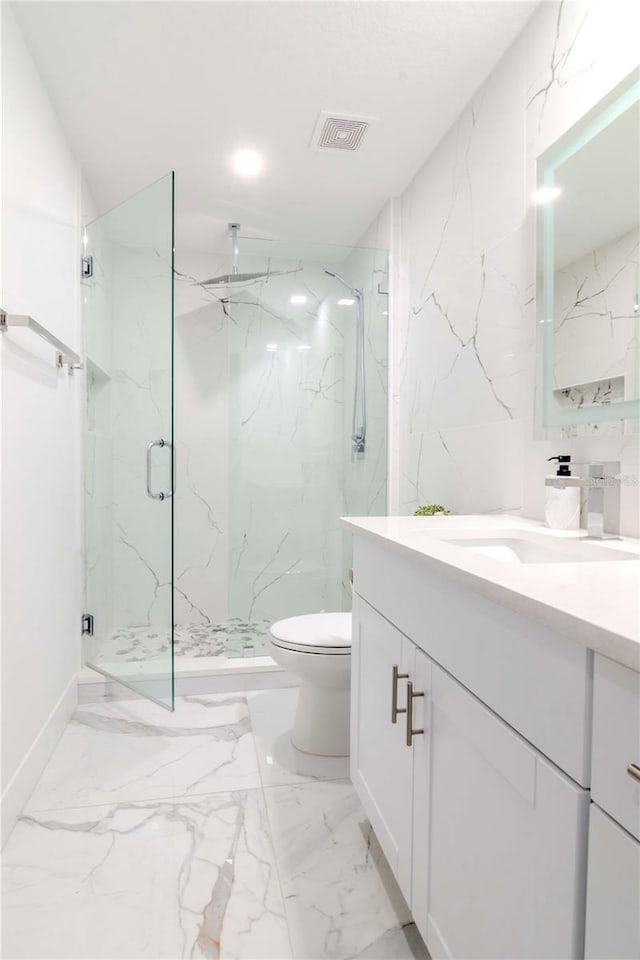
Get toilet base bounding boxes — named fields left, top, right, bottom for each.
left=291, top=682, right=350, bottom=757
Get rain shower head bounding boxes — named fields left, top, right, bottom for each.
left=201, top=271, right=282, bottom=286
left=201, top=223, right=294, bottom=287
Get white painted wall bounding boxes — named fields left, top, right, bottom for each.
left=0, top=6, right=81, bottom=843
left=397, top=0, right=640, bottom=537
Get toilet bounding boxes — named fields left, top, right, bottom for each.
left=269, top=612, right=352, bottom=757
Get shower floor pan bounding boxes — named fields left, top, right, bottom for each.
left=79, top=619, right=289, bottom=702
left=99, top=618, right=273, bottom=662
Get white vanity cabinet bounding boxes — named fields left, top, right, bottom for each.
left=585, top=805, right=640, bottom=960
left=413, top=653, right=588, bottom=960
left=351, top=593, right=589, bottom=959
left=346, top=517, right=640, bottom=960
left=350, top=594, right=416, bottom=901
left=585, top=655, right=640, bottom=959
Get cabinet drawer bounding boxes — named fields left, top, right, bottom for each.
left=592, top=654, right=640, bottom=841
left=585, top=804, right=640, bottom=959
left=354, top=536, right=592, bottom=785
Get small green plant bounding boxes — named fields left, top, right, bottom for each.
left=414, top=504, right=451, bottom=516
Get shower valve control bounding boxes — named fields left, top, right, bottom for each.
left=81, top=613, right=94, bottom=636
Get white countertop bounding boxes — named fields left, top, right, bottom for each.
left=342, top=515, right=640, bottom=672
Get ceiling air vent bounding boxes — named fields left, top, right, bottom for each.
left=312, top=112, right=376, bottom=152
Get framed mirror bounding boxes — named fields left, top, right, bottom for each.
left=536, top=70, right=640, bottom=431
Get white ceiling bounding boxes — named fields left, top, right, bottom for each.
left=13, top=0, right=537, bottom=252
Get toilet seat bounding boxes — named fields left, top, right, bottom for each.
left=270, top=612, right=351, bottom=656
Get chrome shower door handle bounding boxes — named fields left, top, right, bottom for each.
left=146, top=438, right=175, bottom=501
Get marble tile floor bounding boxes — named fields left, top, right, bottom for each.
left=1, top=687, right=429, bottom=960
left=89, top=619, right=273, bottom=666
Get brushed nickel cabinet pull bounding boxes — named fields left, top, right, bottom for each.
left=391, top=664, right=408, bottom=723
left=406, top=681, right=425, bottom=746
left=627, top=763, right=640, bottom=783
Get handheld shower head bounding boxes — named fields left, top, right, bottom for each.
left=323, top=267, right=366, bottom=457
left=323, top=268, right=361, bottom=298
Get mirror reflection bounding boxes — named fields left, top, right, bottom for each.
left=537, top=74, right=640, bottom=430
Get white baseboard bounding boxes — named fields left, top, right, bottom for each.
left=1, top=675, right=77, bottom=847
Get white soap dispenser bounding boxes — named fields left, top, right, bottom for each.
left=545, top=455, right=580, bottom=531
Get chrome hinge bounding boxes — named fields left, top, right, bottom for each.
left=377, top=278, right=389, bottom=296
left=81, top=613, right=94, bottom=636
left=81, top=255, right=93, bottom=279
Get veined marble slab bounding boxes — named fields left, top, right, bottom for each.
left=25, top=694, right=261, bottom=812
left=263, top=779, right=427, bottom=960
left=2, top=790, right=291, bottom=960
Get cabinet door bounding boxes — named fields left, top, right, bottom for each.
left=592, top=654, right=640, bottom=842
left=351, top=594, right=414, bottom=901
left=417, top=664, right=589, bottom=960
left=585, top=804, right=640, bottom=960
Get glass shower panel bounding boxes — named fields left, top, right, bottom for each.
left=83, top=173, right=175, bottom=708
left=226, top=239, right=388, bottom=654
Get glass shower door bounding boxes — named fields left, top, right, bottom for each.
left=83, top=173, right=175, bottom=708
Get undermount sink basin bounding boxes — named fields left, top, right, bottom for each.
left=441, top=535, right=639, bottom=564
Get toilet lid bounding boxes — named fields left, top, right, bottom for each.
left=270, top=612, right=352, bottom=654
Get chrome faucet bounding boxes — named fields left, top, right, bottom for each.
left=582, top=461, right=621, bottom=540
left=545, top=460, right=621, bottom=538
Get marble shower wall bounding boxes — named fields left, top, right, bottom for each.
left=227, top=262, right=345, bottom=620
left=398, top=0, right=640, bottom=536
left=173, top=254, right=230, bottom=628
left=86, top=239, right=387, bottom=646
left=339, top=221, right=390, bottom=602
left=172, top=244, right=388, bottom=629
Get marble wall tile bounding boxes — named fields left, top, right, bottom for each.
left=398, top=0, right=639, bottom=534
left=2, top=789, right=290, bottom=960
left=173, top=257, right=230, bottom=628
left=226, top=254, right=388, bottom=623
left=227, top=274, right=345, bottom=621
left=401, top=418, right=525, bottom=517
left=339, top=234, right=390, bottom=601
left=525, top=0, right=640, bottom=159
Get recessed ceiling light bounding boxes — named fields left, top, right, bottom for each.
left=266, top=343, right=278, bottom=351
left=338, top=298, right=356, bottom=306
left=532, top=186, right=562, bottom=205
left=290, top=295, right=307, bottom=304
left=297, top=344, right=311, bottom=351
left=232, top=149, right=263, bottom=177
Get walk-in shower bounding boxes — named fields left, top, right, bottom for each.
left=324, top=269, right=366, bottom=456
left=82, top=187, right=388, bottom=708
